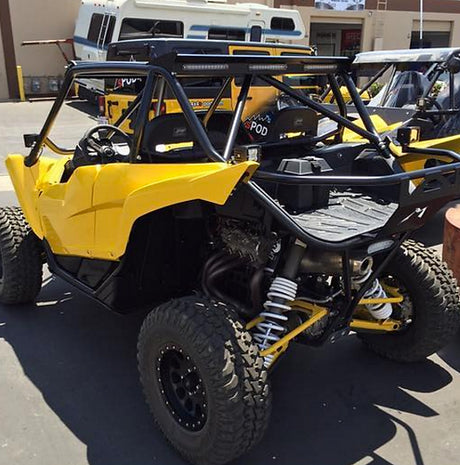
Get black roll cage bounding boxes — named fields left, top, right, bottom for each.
left=353, top=52, right=460, bottom=116
left=26, top=54, right=380, bottom=167
left=24, top=52, right=460, bottom=251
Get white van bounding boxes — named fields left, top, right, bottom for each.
left=74, top=0, right=306, bottom=99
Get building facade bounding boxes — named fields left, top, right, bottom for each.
left=0, top=0, right=80, bottom=100
left=276, top=0, right=460, bottom=56
left=1, top=0, right=460, bottom=100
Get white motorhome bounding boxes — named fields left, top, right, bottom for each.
left=74, top=0, right=306, bottom=98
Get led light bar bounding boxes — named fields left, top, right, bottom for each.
left=248, top=64, right=288, bottom=72
left=182, top=64, right=229, bottom=71
left=303, top=64, right=338, bottom=73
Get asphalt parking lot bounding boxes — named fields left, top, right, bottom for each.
left=0, top=100, right=459, bottom=465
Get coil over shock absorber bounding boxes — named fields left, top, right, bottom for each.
left=352, top=258, right=393, bottom=320
left=253, top=240, right=306, bottom=368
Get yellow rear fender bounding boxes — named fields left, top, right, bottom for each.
left=6, top=155, right=258, bottom=260
left=91, top=161, right=259, bottom=259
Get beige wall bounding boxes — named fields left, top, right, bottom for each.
left=0, top=31, right=10, bottom=100
left=0, top=0, right=460, bottom=99
left=10, top=0, right=80, bottom=94
left=290, top=6, right=460, bottom=51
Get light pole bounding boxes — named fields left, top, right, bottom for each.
left=419, top=0, right=424, bottom=45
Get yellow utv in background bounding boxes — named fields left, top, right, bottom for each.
left=337, top=48, right=460, bottom=171
left=3, top=40, right=460, bottom=465
left=103, top=39, right=320, bottom=131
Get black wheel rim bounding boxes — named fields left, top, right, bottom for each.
left=156, top=344, right=207, bottom=432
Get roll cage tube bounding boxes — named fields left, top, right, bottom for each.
left=327, top=74, right=347, bottom=120
left=162, top=71, right=224, bottom=162
left=224, top=74, right=252, bottom=161
left=253, top=158, right=460, bottom=186
left=154, top=77, right=167, bottom=118
left=203, top=77, right=232, bottom=128
left=450, top=71, right=455, bottom=110
left=354, top=63, right=392, bottom=100
left=130, top=70, right=157, bottom=162
left=421, top=65, right=444, bottom=100
left=112, top=88, right=145, bottom=128
left=327, top=74, right=346, bottom=143
left=341, top=72, right=393, bottom=157
left=260, top=74, right=389, bottom=152
left=24, top=61, right=149, bottom=167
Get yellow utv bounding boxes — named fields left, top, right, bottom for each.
left=337, top=48, right=460, bottom=171
left=3, top=40, right=460, bottom=465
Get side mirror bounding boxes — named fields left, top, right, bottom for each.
left=23, top=133, right=39, bottom=148
left=396, top=127, right=420, bottom=149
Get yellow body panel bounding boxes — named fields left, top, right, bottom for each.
left=6, top=154, right=258, bottom=260
left=343, top=114, right=460, bottom=172
left=342, top=114, right=401, bottom=142
left=323, top=86, right=370, bottom=104
left=106, top=95, right=233, bottom=132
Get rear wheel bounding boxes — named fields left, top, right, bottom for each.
left=138, top=296, right=271, bottom=465
left=0, top=207, right=43, bottom=304
left=360, top=240, right=460, bottom=362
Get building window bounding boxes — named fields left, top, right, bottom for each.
left=410, top=31, right=450, bottom=49
left=119, top=19, right=184, bottom=41
left=208, top=28, right=246, bottom=41
left=87, top=14, right=116, bottom=45
left=250, top=26, right=262, bottom=42
left=270, top=17, right=295, bottom=31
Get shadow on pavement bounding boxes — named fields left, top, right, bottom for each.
left=438, top=337, right=460, bottom=375
left=0, top=277, right=454, bottom=465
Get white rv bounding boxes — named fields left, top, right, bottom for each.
left=74, top=0, right=306, bottom=98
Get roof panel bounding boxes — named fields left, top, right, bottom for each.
left=353, top=48, right=460, bottom=65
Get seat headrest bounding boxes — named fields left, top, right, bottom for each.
left=265, top=107, right=319, bottom=142
left=142, top=113, right=196, bottom=156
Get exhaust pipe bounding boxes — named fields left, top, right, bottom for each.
left=300, top=250, right=373, bottom=275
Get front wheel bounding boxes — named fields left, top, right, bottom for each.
left=0, top=207, right=43, bottom=304
left=137, top=296, right=271, bottom=465
left=360, top=240, right=460, bottom=362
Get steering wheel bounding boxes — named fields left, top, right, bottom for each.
left=427, top=99, right=448, bottom=126
left=80, top=125, right=132, bottom=163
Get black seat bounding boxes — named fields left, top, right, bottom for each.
left=141, top=112, right=253, bottom=162
left=141, top=113, right=205, bottom=162
left=385, top=71, right=429, bottom=108
left=264, top=107, right=319, bottom=143
left=203, top=112, right=252, bottom=147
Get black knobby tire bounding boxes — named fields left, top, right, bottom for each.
left=137, top=296, right=271, bottom=465
left=0, top=207, right=43, bottom=304
left=360, top=240, right=460, bottom=362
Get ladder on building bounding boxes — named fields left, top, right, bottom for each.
left=376, top=0, right=387, bottom=10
